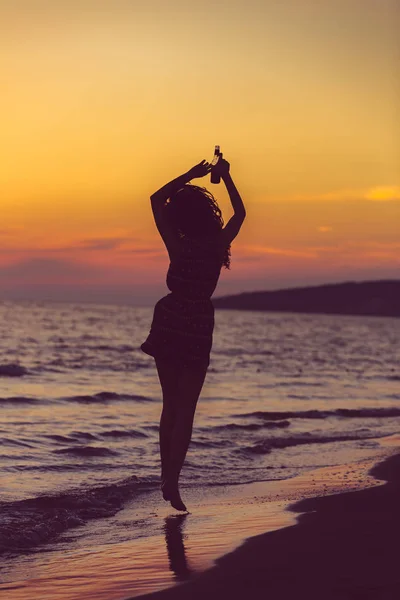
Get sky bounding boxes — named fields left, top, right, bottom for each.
left=1, top=0, right=399, bottom=305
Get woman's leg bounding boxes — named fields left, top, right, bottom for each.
left=155, top=357, right=180, bottom=483
left=164, top=362, right=208, bottom=510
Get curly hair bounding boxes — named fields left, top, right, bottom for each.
left=164, top=184, right=231, bottom=269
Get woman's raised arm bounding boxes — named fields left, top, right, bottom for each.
left=223, top=171, right=246, bottom=217
left=150, top=172, right=191, bottom=205
left=215, top=159, right=246, bottom=247
left=149, top=160, right=213, bottom=255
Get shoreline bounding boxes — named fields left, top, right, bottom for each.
left=1, top=437, right=398, bottom=600
left=134, top=435, right=400, bottom=600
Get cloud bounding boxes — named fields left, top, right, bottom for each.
left=233, top=254, right=265, bottom=263
left=79, top=237, right=129, bottom=250
left=0, top=257, right=104, bottom=283
left=303, top=241, right=400, bottom=258
left=286, top=185, right=400, bottom=203
left=364, top=252, right=398, bottom=259
left=119, top=247, right=165, bottom=256
left=0, top=238, right=164, bottom=258
left=0, top=226, right=25, bottom=237
left=243, top=245, right=318, bottom=258
left=364, top=186, right=400, bottom=202
left=349, top=241, right=400, bottom=250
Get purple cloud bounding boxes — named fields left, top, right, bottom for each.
left=0, top=257, right=103, bottom=282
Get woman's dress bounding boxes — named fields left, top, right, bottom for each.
left=140, top=236, right=224, bottom=369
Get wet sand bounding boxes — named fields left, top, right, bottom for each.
left=2, top=438, right=399, bottom=600
left=136, top=436, right=400, bottom=600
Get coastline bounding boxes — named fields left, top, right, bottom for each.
left=134, top=435, right=400, bottom=600
left=1, top=437, right=399, bottom=600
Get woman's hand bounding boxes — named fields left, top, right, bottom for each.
left=212, top=157, right=230, bottom=178
left=187, top=160, right=212, bottom=180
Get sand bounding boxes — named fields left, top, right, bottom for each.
left=134, top=435, right=400, bottom=600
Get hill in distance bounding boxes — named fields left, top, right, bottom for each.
left=213, top=280, right=400, bottom=318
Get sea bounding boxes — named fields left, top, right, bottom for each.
left=1, top=299, right=399, bottom=566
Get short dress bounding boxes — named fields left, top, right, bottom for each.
left=140, top=235, right=224, bottom=369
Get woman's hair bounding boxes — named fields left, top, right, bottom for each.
left=164, top=184, right=231, bottom=269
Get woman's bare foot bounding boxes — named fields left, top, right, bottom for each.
left=161, top=480, right=187, bottom=512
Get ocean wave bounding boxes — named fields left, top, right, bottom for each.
left=44, top=430, right=148, bottom=443
left=0, top=363, right=29, bottom=377
left=0, top=396, right=39, bottom=405
left=32, top=365, right=66, bottom=374
left=387, top=375, right=400, bottom=381
left=63, top=391, right=152, bottom=403
left=99, top=429, right=148, bottom=439
left=43, top=434, right=91, bottom=444
left=210, top=420, right=291, bottom=432
left=53, top=446, right=119, bottom=457
left=0, top=474, right=147, bottom=554
left=1, top=438, right=36, bottom=448
left=235, top=407, right=400, bottom=421
left=190, top=439, right=232, bottom=449
left=70, top=431, right=98, bottom=440
left=0, top=454, right=35, bottom=461
left=213, top=348, right=277, bottom=357
left=212, top=348, right=246, bottom=356
left=275, top=380, right=324, bottom=387
left=43, top=358, right=153, bottom=373
left=56, top=361, right=152, bottom=372
left=90, top=344, right=136, bottom=353
left=4, top=462, right=126, bottom=473
left=244, top=433, right=382, bottom=454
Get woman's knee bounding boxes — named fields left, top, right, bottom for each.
left=161, top=404, right=176, bottom=424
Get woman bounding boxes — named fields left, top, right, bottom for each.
left=141, top=156, right=246, bottom=511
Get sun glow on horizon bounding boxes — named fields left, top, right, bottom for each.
left=1, top=0, right=399, bottom=303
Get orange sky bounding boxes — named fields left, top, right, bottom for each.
left=1, top=0, right=399, bottom=304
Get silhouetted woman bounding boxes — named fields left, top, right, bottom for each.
left=141, top=156, right=246, bottom=511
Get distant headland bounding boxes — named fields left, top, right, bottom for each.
left=213, top=280, right=400, bottom=318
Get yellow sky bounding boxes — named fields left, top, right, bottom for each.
left=1, top=0, right=399, bottom=303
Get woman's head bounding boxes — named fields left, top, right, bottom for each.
left=164, top=184, right=231, bottom=268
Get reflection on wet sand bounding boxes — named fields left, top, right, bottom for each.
left=163, top=514, right=193, bottom=581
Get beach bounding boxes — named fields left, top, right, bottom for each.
left=134, top=436, right=400, bottom=600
